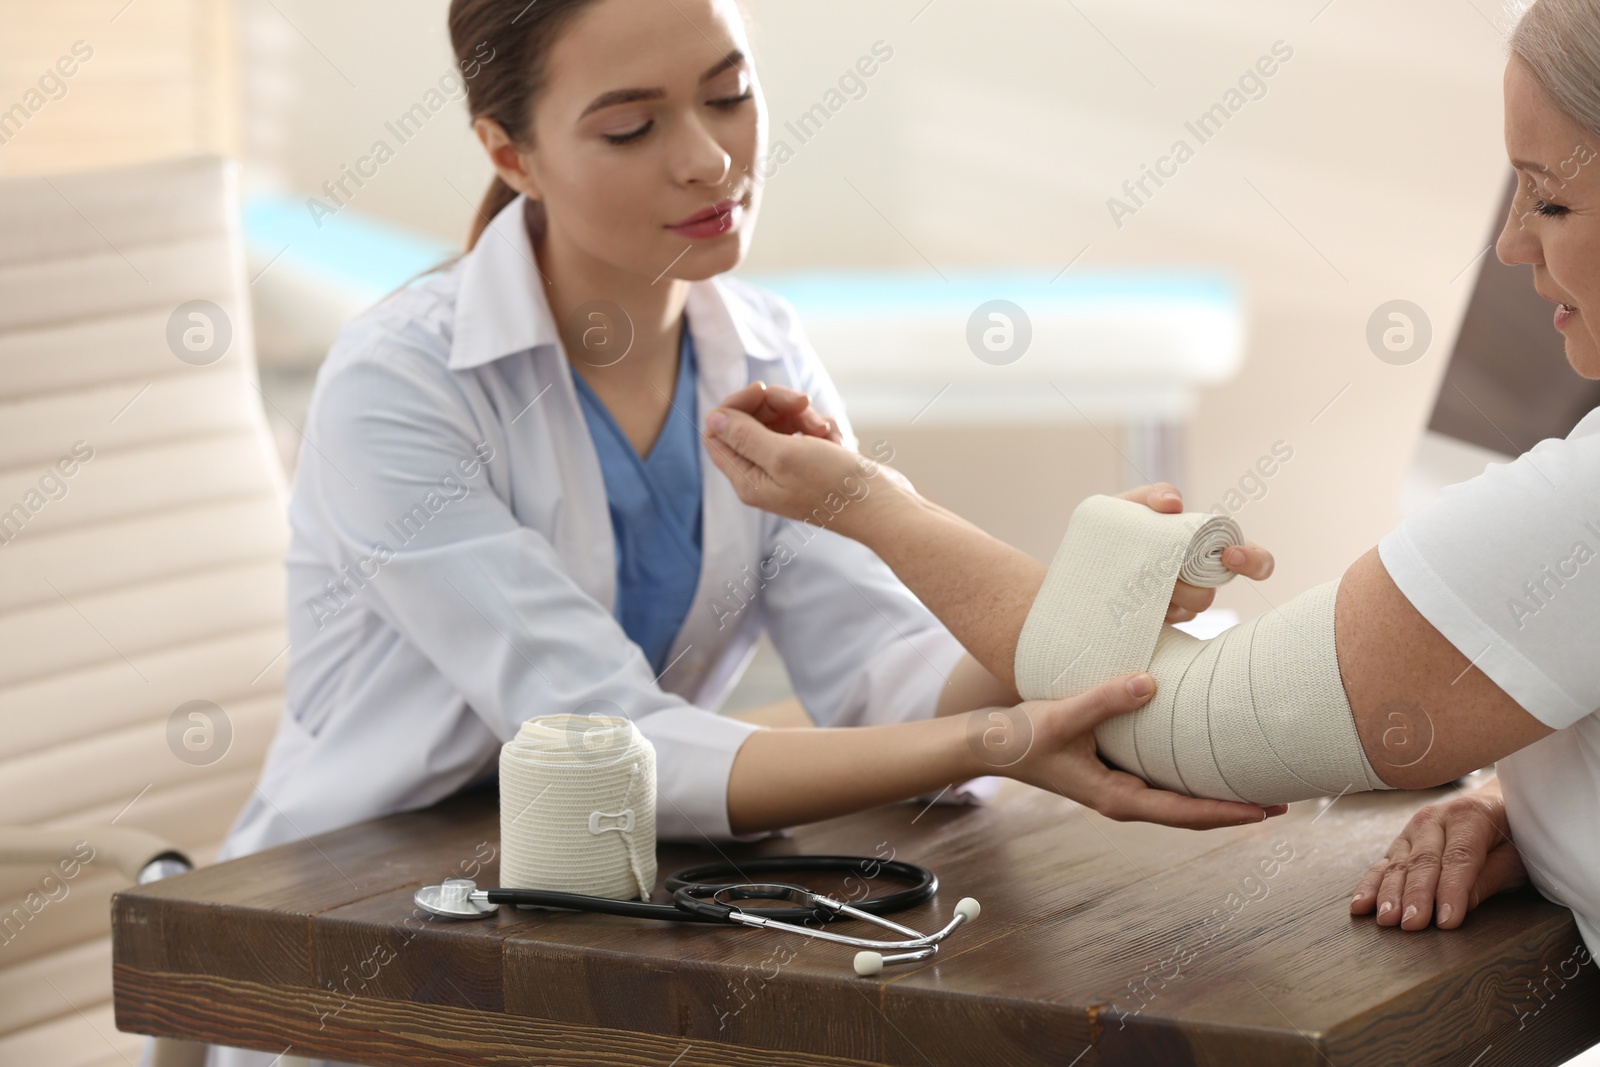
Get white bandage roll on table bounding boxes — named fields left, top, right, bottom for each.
left=499, top=714, right=657, bottom=901
left=1014, top=495, right=1390, bottom=805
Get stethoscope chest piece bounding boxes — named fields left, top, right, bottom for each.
left=416, top=877, right=497, bottom=918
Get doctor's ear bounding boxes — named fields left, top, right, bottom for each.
left=473, top=116, right=545, bottom=201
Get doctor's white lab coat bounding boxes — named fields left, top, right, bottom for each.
left=197, top=195, right=977, bottom=1067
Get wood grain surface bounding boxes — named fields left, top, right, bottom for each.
left=113, top=779, right=1600, bottom=1066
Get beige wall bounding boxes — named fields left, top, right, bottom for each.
left=747, top=0, right=1510, bottom=611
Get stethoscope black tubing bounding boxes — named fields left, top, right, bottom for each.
left=483, top=855, right=936, bottom=925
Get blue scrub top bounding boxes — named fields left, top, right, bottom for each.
left=570, top=321, right=704, bottom=676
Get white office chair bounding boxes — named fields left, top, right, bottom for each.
left=0, top=155, right=292, bottom=1066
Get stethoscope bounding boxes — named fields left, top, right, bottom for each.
left=415, top=855, right=979, bottom=976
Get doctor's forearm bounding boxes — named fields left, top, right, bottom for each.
left=842, top=492, right=1045, bottom=688
left=725, top=714, right=983, bottom=835
left=935, top=652, right=1021, bottom=716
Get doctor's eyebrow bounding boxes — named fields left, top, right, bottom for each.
left=578, top=50, right=747, bottom=118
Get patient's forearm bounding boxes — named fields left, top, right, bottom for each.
left=846, top=491, right=1045, bottom=687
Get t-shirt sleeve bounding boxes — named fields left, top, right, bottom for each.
left=1378, top=413, right=1600, bottom=730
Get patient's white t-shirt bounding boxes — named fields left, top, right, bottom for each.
left=1379, top=408, right=1600, bottom=957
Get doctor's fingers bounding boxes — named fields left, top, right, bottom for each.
left=1090, top=769, right=1279, bottom=830
left=1037, top=673, right=1158, bottom=735
left=1027, top=680, right=1280, bottom=829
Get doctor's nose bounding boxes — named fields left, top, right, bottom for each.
left=673, top=118, right=733, bottom=190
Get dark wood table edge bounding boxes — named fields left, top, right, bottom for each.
left=113, top=964, right=881, bottom=1067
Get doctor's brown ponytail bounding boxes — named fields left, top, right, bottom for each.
left=449, top=0, right=603, bottom=251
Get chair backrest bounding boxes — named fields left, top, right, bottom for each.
left=0, top=155, right=288, bottom=1065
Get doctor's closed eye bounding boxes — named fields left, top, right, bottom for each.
left=591, top=53, right=752, bottom=146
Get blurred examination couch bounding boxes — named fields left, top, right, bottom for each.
left=242, top=191, right=1246, bottom=489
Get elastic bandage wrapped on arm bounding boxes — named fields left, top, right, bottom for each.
left=1014, top=496, right=1390, bottom=805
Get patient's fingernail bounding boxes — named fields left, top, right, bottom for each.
left=1226, top=547, right=1245, bottom=567
left=1378, top=901, right=1394, bottom=917
left=1438, top=903, right=1453, bottom=925
left=1127, top=674, right=1154, bottom=697
left=1402, top=904, right=1418, bottom=924
left=707, top=411, right=727, bottom=433
left=1351, top=893, right=1364, bottom=908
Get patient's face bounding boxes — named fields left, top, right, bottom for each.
left=521, top=0, right=764, bottom=284
left=1498, top=57, right=1600, bottom=378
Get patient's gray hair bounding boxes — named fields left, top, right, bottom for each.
left=1512, top=0, right=1600, bottom=133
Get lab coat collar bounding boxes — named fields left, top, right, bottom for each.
left=448, top=193, right=784, bottom=373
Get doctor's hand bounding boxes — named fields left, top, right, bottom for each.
left=1350, top=779, right=1527, bottom=930
left=994, top=672, right=1287, bottom=831
left=1119, top=482, right=1276, bottom=624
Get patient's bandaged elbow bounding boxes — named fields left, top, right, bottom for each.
left=1013, top=496, right=1389, bottom=805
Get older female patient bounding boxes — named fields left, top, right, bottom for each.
left=703, top=0, right=1600, bottom=955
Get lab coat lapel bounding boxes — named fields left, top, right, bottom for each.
left=456, top=196, right=618, bottom=615
left=655, top=280, right=768, bottom=703
left=540, top=345, right=617, bottom=614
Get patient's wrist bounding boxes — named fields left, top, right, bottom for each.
left=832, top=466, right=917, bottom=543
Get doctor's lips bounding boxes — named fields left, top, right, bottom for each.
left=1538, top=287, right=1581, bottom=330
left=666, top=196, right=745, bottom=239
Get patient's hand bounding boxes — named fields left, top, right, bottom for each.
left=704, top=395, right=909, bottom=534
left=1350, top=779, right=1527, bottom=930
left=1118, top=483, right=1275, bottom=623
left=716, top=381, right=844, bottom=443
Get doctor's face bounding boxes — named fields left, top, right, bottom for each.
left=1497, top=57, right=1600, bottom=378
left=519, top=0, right=764, bottom=284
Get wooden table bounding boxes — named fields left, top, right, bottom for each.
left=113, top=780, right=1600, bottom=1067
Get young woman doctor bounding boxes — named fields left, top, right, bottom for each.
left=214, top=0, right=1286, bottom=941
